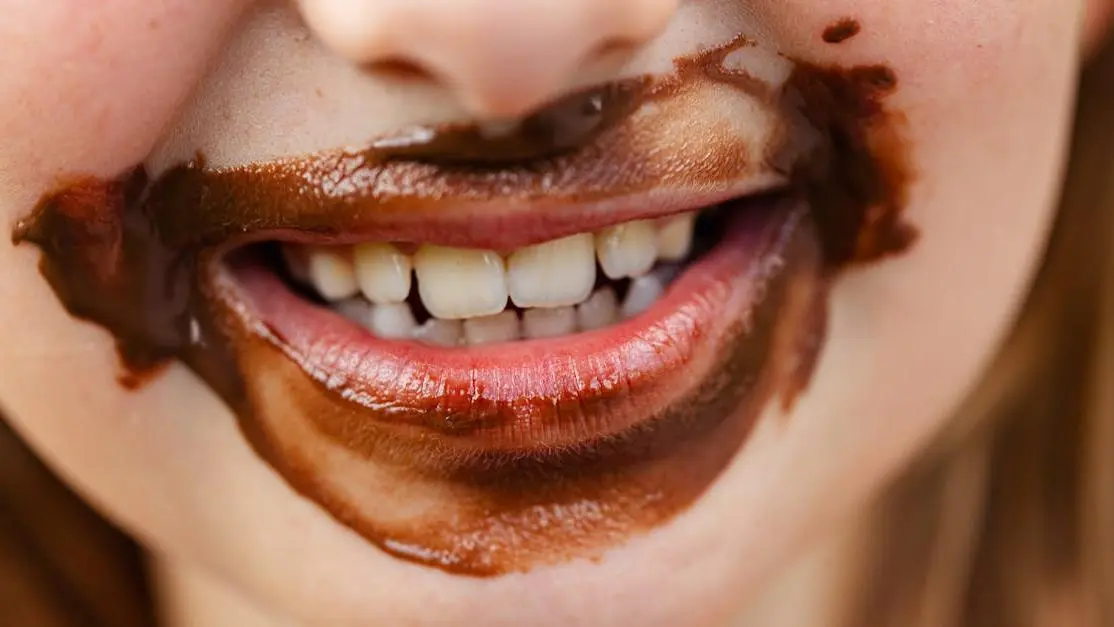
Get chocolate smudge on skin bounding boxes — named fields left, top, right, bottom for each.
left=823, top=19, right=862, bottom=45
left=12, top=33, right=915, bottom=575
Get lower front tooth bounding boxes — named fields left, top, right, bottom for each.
left=621, top=274, right=664, bottom=319
left=335, top=298, right=371, bottom=326
left=306, top=246, right=360, bottom=301
left=412, top=318, right=463, bottom=347
left=577, top=287, right=619, bottom=331
left=463, top=310, right=521, bottom=345
left=522, top=306, right=577, bottom=339
left=367, top=303, right=417, bottom=339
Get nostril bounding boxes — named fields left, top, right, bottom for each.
left=362, top=57, right=436, bottom=83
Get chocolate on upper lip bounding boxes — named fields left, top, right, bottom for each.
left=151, top=84, right=789, bottom=253
left=13, top=32, right=915, bottom=575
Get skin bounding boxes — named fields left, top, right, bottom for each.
left=0, top=1, right=1107, bottom=625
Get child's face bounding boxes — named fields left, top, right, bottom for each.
left=0, top=1, right=1089, bottom=625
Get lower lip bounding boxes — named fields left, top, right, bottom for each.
left=222, top=198, right=810, bottom=463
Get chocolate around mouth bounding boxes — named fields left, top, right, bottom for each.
left=12, top=34, right=915, bottom=575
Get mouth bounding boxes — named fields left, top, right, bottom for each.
left=223, top=188, right=799, bottom=458
left=15, top=35, right=913, bottom=575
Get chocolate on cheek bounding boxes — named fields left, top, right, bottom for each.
left=11, top=26, right=915, bottom=575
left=822, top=18, right=862, bottom=45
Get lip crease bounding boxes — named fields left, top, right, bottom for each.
left=13, top=31, right=915, bottom=575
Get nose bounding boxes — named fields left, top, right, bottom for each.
left=296, top=0, right=679, bottom=119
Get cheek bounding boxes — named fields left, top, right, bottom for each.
left=0, top=0, right=248, bottom=188
left=770, top=0, right=1079, bottom=501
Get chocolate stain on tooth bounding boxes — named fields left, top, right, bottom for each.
left=13, top=29, right=915, bottom=575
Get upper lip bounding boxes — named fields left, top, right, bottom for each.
left=150, top=84, right=792, bottom=252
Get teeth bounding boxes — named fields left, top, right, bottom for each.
left=412, top=318, right=463, bottom=347
left=656, top=214, right=695, bottom=262
left=367, top=303, right=417, bottom=339
left=413, top=245, right=508, bottom=319
left=576, top=287, right=619, bottom=331
left=463, top=311, right=521, bottom=345
left=310, top=209, right=702, bottom=342
left=334, top=297, right=372, bottom=326
left=354, top=243, right=412, bottom=304
left=507, top=234, right=595, bottom=308
left=522, top=306, right=577, bottom=339
left=306, top=246, right=360, bottom=301
left=595, top=220, right=658, bottom=279
left=621, top=274, right=664, bottom=319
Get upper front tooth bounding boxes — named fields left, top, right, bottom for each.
left=414, top=245, right=508, bottom=319
left=657, top=214, right=695, bottom=261
left=354, top=243, right=412, bottom=304
left=507, top=234, right=595, bottom=308
left=306, top=246, right=359, bottom=301
left=595, top=220, right=658, bottom=279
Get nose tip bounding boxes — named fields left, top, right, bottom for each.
left=297, top=0, right=679, bottom=119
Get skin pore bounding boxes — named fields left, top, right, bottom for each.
left=0, top=1, right=1100, bottom=626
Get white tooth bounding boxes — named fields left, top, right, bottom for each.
left=463, top=310, right=521, bottom=345
left=621, top=274, right=664, bottom=319
left=281, top=245, right=312, bottom=285
left=367, top=303, right=417, bottom=339
left=354, top=243, right=412, bottom=304
left=412, top=318, right=463, bottom=347
left=334, top=298, right=371, bottom=326
left=595, top=220, right=658, bottom=279
left=522, top=306, right=577, bottom=339
left=414, top=245, right=508, bottom=319
left=656, top=213, right=696, bottom=261
left=576, top=287, right=619, bottom=331
left=508, top=234, right=595, bottom=308
left=306, top=246, right=359, bottom=301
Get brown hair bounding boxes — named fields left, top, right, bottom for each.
left=846, top=38, right=1114, bottom=627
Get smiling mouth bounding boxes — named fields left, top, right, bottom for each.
left=226, top=188, right=799, bottom=458
left=14, top=35, right=913, bottom=575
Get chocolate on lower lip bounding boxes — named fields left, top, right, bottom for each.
left=13, top=31, right=915, bottom=575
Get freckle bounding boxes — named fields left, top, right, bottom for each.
left=315, top=87, right=324, bottom=98
left=148, top=18, right=159, bottom=31
left=822, top=19, right=861, bottom=44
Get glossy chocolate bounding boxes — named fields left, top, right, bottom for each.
left=13, top=32, right=913, bottom=575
